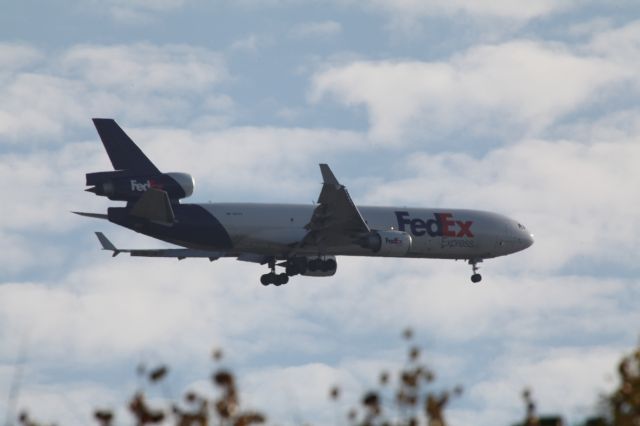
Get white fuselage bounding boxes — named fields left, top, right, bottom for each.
left=198, top=203, right=534, bottom=260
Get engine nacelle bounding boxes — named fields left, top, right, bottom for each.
left=85, top=171, right=195, bottom=201
left=286, top=256, right=337, bottom=277
left=360, top=230, right=412, bottom=256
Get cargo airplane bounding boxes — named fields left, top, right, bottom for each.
left=75, top=119, right=534, bottom=286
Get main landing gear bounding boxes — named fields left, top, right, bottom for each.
left=260, top=258, right=289, bottom=286
left=469, top=259, right=483, bottom=283
left=260, top=272, right=289, bottom=286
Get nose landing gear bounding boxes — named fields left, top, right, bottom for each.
left=469, top=259, right=483, bottom=283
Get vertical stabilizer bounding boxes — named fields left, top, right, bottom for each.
left=92, top=118, right=160, bottom=174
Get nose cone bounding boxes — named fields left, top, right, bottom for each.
left=523, top=232, right=534, bottom=249
left=511, top=221, right=534, bottom=253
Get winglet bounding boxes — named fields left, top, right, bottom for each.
left=319, top=164, right=340, bottom=187
left=95, top=232, right=121, bottom=257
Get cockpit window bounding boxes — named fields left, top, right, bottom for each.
left=517, top=223, right=526, bottom=230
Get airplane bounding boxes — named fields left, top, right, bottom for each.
left=75, top=119, right=534, bottom=286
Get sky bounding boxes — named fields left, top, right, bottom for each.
left=1, top=0, right=640, bottom=424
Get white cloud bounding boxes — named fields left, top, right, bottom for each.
left=112, top=0, right=188, bottom=12
left=290, top=21, right=342, bottom=39
left=129, top=125, right=367, bottom=201
left=1, top=108, right=636, bottom=419
left=0, top=264, right=223, bottom=364
left=353, top=0, right=572, bottom=21
left=587, top=20, right=640, bottom=82
left=452, top=346, right=621, bottom=425
left=229, top=34, right=276, bottom=52
left=568, top=17, right=614, bottom=38
left=0, top=43, right=229, bottom=142
left=2, top=79, right=637, bottom=426
left=241, top=363, right=352, bottom=424
left=311, top=40, right=625, bottom=144
left=0, top=142, right=109, bottom=233
left=3, top=6, right=640, bottom=426
left=105, top=0, right=190, bottom=23
left=59, top=43, right=227, bottom=94
left=333, top=0, right=580, bottom=35
left=555, top=107, right=640, bottom=145
left=0, top=141, right=105, bottom=278
left=230, top=34, right=261, bottom=52
left=2, top=254, right=635, bottom=425
left=0, top=43, right=43, bottom=73
left=7, top=382, right=122, bottom=426
left=0, top=231, right=38, bottom=277
left=0, top=74, right=88, bottom=140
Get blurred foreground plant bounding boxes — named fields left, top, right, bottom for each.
left=329, top=328, right=462, bottom=426
left=608, top=345, right=640, bottom=426
left=90, top=349, right=266, bottom=426
left=514, top=343, right=640, bottom=426
left=18, top=331, right=640, bottom=425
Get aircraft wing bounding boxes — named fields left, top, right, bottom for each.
left=301, top=164, right=371, bottom=248
left=95, top=232, right=224, bottom=261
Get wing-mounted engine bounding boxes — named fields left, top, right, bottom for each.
left=85, top=171, right=195, bottom=201
left=359, top=230, right=412, bottom=256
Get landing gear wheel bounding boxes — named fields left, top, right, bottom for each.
left=275, top=273, right=289, bottom=286
left=260, top=271, right=289, bottom=286
left=468, top=258, right=483, bottom=284
left=260, top=273, right=274, bottom=286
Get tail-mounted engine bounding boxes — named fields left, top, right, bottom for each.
left=85, top=119, right=195, bottom=202
left=85, top=171, right=195, bottom=202
left=359, top=230, right=412, bottom=256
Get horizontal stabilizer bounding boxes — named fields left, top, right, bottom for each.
left=92, top=118, right=160, bottom=174
left=94, top=232, right=224, bottom=260
left=130, top=188, right=175, bottom=225
left=73, top=211, right=109, bottom=220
